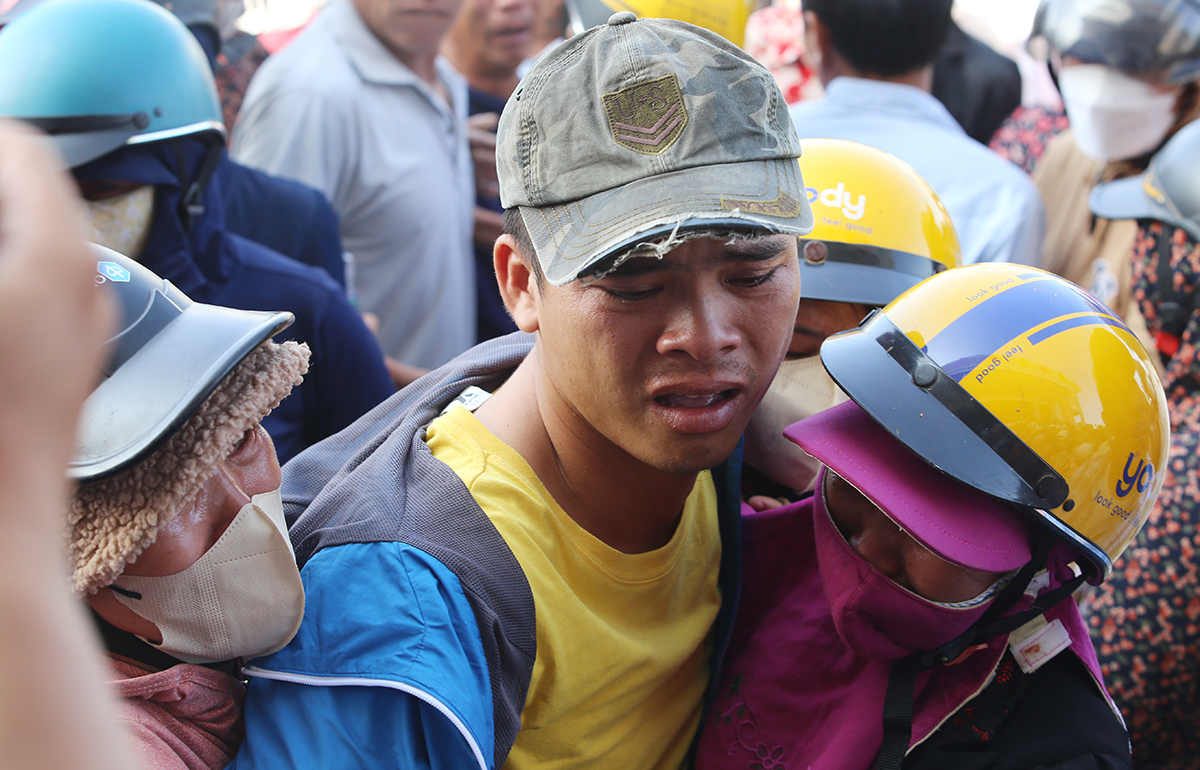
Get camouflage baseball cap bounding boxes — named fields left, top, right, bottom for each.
left=497, top=11, right=813, bottom=286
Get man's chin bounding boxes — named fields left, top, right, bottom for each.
left=644, top=434, right=744, bottom=476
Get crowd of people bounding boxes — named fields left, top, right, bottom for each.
left=0, top=0, right=1197, bottom=767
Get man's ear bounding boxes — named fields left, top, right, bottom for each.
left=494, top=233, right=540, bottom=333
left=802, top=10, right=827, bottom=74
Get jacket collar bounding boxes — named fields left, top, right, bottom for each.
left=327, top=0, right=455, bottom=92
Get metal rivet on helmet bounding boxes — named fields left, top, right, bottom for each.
left=912, top=363, right=938, bottom=388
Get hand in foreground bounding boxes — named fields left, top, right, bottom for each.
left=0, top=120, right=114, bottom=513
left=746, top=494, right=790, bottom=512
left=0, top=120, right=134, bottom=770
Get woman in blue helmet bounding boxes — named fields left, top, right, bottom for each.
left=0, top=0, right=395, bottom=464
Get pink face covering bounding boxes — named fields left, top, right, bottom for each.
left=813, top=469, right=997, bottom=661
left=696, top=496, right=1105, bottom=770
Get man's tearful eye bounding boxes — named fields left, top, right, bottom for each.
left=729, top=267, right=779, bottom=288
left=603, top=285, right=661, bottom=301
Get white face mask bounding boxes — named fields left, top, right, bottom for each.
left=744, top=356, right=849, bottom=493
left=1057, top=64, right=1180, bottom=162
left=80, top=185, right=155, bottom=259
left=111, top=488, right=305, bottom=665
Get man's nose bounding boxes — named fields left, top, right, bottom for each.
left=656, top=292, right=740, bottom=362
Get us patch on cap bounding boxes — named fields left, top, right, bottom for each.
left=602, top=74, right=688, bottom=155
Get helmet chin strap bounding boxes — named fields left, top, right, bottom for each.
left=872, top=530, right=1088, bottom=770
left=173, top=137, right=224, bottom=231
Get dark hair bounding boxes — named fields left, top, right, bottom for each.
left=803, top=0, right=954, bottom=77
left=502, top=207, right=545, bottom=289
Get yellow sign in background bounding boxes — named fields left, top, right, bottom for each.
left=567, top=0, right=756, bottom=46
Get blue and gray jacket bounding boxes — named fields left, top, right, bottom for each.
left=230, top=333, right=745, bottom=769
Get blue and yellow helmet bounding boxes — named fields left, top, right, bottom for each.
left=798, top=138, right=961, bottom=308
left=821, top=263, right=1170, bottom=581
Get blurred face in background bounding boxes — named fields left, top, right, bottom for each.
left=353, top=0, right=466, bottom=65
left=444, top=0, right=536, bottom=81
left=1055, top=54, right=1186, bottom=162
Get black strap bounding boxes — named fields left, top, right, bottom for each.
left=174, top=139, right=224, bottom=231
left=874, top=656, right=920, bottom=770
left=23, top=113, right=149, bottom=135
left=88, top=608, right=189, bottom=672
left=871, top=532, right=1088, bottom=769
left=914, top=534, right=1055, bottom=670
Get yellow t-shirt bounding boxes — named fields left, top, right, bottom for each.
left=425, top=404, right=721, bottom=770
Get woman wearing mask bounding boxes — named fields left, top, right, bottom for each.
left=1087, top=119, right=1200, bottom=767
left=69, top=250, right=309, bottom=769
left=743, top=139, right=959, bottom=503
left=698, top=263, right=1168, bottom=769
left=1028, top=0, right=1200, bottom=343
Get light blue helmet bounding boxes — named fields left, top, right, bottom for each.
left=0, top=0, right=225, bottom=167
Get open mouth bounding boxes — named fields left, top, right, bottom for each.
left=492, top=26, right=533, bottom=46
left=654, top=389, right=737, bottom=409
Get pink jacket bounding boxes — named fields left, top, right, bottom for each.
left=109, top=659, right=245, bottom=770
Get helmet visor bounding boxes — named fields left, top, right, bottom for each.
left=820, top=312, right=1070, bottom=511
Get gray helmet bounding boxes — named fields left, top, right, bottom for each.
left=1090, top=118, right=1200, bottom=240
left=73, top=246, right=292, bottom=481
left=1029, top=0, right=1200, bottom=83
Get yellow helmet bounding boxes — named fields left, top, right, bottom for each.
left=799, top=139, right=962, bottom=307
left=821, top=263, right=1170, bottom=581
left=564, top=0, right=754, bottom=45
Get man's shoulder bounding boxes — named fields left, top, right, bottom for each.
left=223, top=159, right=335, bottom=216
left=283, top=335, right=537, bottom=557
left=845, top=115, right=1036, bottom=196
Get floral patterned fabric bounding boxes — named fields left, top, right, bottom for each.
left=1083, top=221, right=1200, bottom=769
left=988, top=104, right=1070, bottom=175
left=215, top=32, right=270, bottom=134
left=742, top=4, right=821, bottom=106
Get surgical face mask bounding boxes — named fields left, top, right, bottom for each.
left=744, top=356, right=849, bottom=493
left=80, top=185, right=155, bottom=259
left=111, top=488, right=305, bottom=664
left=1057, top=64, right=1180, bottom=162
left=812, top=470, right=1001, bottom=661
